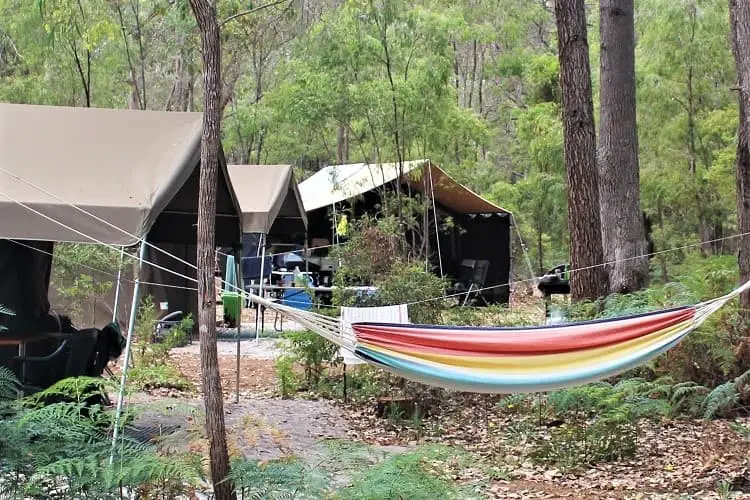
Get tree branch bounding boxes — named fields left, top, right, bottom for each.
left=219, top=0, right=288, bottom=28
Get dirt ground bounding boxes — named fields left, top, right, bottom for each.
left=122, top=320, right=749, bottom=499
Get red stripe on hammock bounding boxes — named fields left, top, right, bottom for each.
left=352, top=307, right=696, bottom=355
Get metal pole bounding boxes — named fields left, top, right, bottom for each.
left=110, top=238, right=147, bottom=465
left=427, top=164, right=444, bottom=279
left=255, top=233, right=267, bottom=342
left=304, top=232, right=309, bottom=274
left=111, top=246, right=125, bottom=324
left=235, top=248, right=242, bottom=404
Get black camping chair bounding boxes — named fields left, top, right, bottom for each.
left=13, top=329, right=100, bottom=396
left=537, top=263, right=571, bottom=318
left=94, top=322, right=125, bottom=380
left=454, top=259, right=491, bottom=306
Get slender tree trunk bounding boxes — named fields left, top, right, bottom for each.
left=598, top=0, right=649, bottom=293
left=188, top=0, right=235, bottom=498
left=555, top=0, right=608, bottom=301
left=730, top=0, right=750, bottom=367
left=468, top=39, right=477, bottom=109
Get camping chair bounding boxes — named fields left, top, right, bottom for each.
left=537, top=263, right=571, bottom=319
left=13, top=329, right=99, bottom=396
left=454, top=259, right=490, bottom=306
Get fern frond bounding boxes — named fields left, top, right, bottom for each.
left=498, top=393, right=529, bottom=410
left=0, top=366, right=20, bottom=401
left=734, top=368, right=750, bottom=389
left=702, top=382, right=739, bottom=419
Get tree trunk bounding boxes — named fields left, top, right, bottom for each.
left=730, top=0, right=750, bottom=367
left=555, top=0, right=608, bottom=301
left=188, top=0, right=235, bottom=498
left=598, top=0, right=649, bottom=293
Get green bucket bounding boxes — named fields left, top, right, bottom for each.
left=221, top=291, right=241, bottom=325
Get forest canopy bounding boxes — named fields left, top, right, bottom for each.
left=0, top=0, right=740, bottom=274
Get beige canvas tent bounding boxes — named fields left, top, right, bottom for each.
left=299, top=159, right=507, bottom=215
left=300, top=159, right=513, bottom=304
left=0, top=102, right=242, bottom=370
left=0, top=103, right=242, bottom=329
left=0, top=103, right=241, bottom=246
left=0, top=103, right=244, bottom=449
left=228, top=164, right=307, bottom=238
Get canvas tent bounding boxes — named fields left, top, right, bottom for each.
left=228, top=164, right=307, bottom=240
left=221, top=165, right=308, bottom=285
left=300, top=160, right=512, bottom=303
left=0, top=102, right=242, bottom=336
left=0, top=103, right=240, bottom=246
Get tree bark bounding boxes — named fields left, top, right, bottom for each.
left=555, top=0, right=608, bottom=301
left=598, top=0, right=649, bottom=294
left=730, top=0, right=750, bottom=367
left=188, top=0, right=235, bottom=498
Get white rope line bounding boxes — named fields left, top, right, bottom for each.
left=402, top=229, right=750, bottom=307
left=7, top=239, right=125, bottom=282
left=0, top=189, right=207, bottom=290
left=5, top=166, right=750, bottom=311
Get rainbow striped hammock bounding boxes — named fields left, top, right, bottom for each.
left=247, top=281, right=749, bottom=394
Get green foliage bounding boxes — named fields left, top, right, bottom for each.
left=281, top=329, right=339, bottom=388
left=701, top=368, right=750, bottom=419
left=274, top=354, right=299, bottom=399
left=128, top=297, right=193, bottom=392
left=0, top=373, right=202, bottom=498
left=333, top=216, right=447, bottom=323
left=227, top=456, right=330, bottom=499
left=527, top=381, right=669, bottom=470
left=338, top=444, right=481, bottom=500
left=0, top=366, right=19, bottom=401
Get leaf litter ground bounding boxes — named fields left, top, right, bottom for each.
left=127, top=339, right=749, bottom=499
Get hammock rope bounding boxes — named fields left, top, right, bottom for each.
left=246, top=278, right=750, bottom=394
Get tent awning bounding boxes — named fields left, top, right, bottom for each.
left=228, top=164, right=307, bottom=236
left=0, top=103, right=241, bottom=246
left=299, top=159, right=510, bottom=215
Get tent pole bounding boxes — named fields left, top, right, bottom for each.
left=111, top=246, right=125, bottom=324
left=255, top=233, right=267, bottom=342
left=109, top=237, right=147, bottom=465
left=304, top=232, right=309, bottom=274
left=427, top=164, right=444, bottom=279
left=235, top=247, right=243, bottom=404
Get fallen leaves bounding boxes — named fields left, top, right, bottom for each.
left=342, top=393, right=750, bottom=498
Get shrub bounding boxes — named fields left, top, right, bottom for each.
left=275, top=354, right=299, bottom=398
left=129, top=297, right=193, bottom=392
left=227, top=456, right=330, bottom=499
left=527, top=381, right=669, bottom=470
left=282, top=329, right=339, bottom=388
left=0, top=369, right=203, bottom=498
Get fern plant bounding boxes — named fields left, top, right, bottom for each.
left=227, top=457, right=330, bottom=499
left=702, top=368, right=750, bottom=419
left=0, top=375, right=204, bottom=499
left=530, top=381, right=669, bottom=470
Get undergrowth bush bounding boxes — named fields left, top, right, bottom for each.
left=331, top=216, right=447, bottom=323
left=338, top=444, right=482, bottom=500
left=0, top=368, right=203, bottom=498
left=524, top=380, right=669, bottom=470
left=499, top=371, right=750, bottom=472
left=227, top=456, right=330, bottom=499
left=128, top=298, right=193, bottom=392
left=282, top=330, right=339, bottom=387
